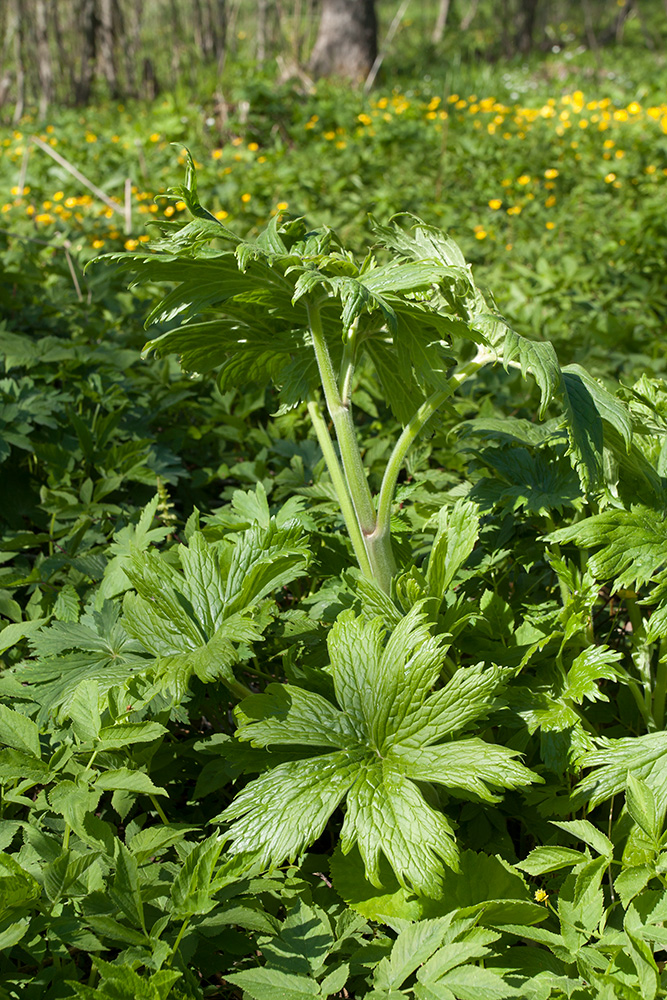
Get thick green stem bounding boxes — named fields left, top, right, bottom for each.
left=375, top=349, right=493, bottom=540
left=306, top=397, right=373, bottom=580
left=223, top=676, right=253, bottom=701
left=307, top=302, right=395, bottom=589
left=307, top=302, right=376, bottom=534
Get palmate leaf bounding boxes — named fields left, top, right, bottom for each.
left=547, top=506, right=667, bottom=592
left=217, top=606, right=537, bottom=895
left=574, top=732, right=667, bottom=811
left=124, top=525, right=309, bottom=696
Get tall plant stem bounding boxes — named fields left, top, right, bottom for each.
left=306, top=396, right=373, bottom=580
left=307, top=302, right=376, bottom=533
left=307, top=302, right=395, bottom=590
left=375, top=349, right=493, bottom=540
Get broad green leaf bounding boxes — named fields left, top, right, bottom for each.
left=94, top=768, right=166, bottom=797
left=330, top=845, right=423, bottom=923
left=98, top=494, right=170, bottom=602
left=234, top=683, right=357, bottom=749
left=550, top=819, right=614, bottom=859
left=626, top=775, right=660, bottom=843
left=0, top=854, right=41, bottom=914
left=97, top=721, right=167, bottom=750
left=218, top=753, right=360, bottom=866
left=69, top=678, right=101, bottom=742
left=502, top=330, right=562, bottom=419
left=224, top=607, right=536, bottom=893
left=624, top=905, right=660, bottom=1000
left=225, top=968, right=319, bottom=1000
left=562, top=364, right=633, bottom=449
left=548, top=507, right=667, bottom=592
left=170, top=834, right=225, bottom=919
left=559, top=367, right=603, bottom=489
left=128, top=824, right=196, bottom=864
left=341, top=759, right=459, bottom=895
left=0, top=704, right=41, bottom=758
left=0, top=748, right=50, bottom=783
left=517, top=846, right=587, bottom=876
left=394, top=739, right=535, bottom=803
left=0, top=618, right=49, bottom=654
left=260, top=898, right=333, bottom=975
left=374, top=918, right=452, bottom=990
left=575, top=732, right=667, bottom=810
left=563, top=646, right=621, bottom=704
left=0, top=915, right=30, bottom=949
left=426, top=500, right=479, bottom=599
left=428, top=965, right=519, bottom=1000
left=110, top=840, right=146, bottom=933
left=614, top=864, right=654, bottom=908
left=123, top=525, right=308, bottom=695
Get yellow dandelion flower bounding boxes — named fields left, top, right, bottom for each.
left=545, top=221, right=555, bottom=230
left=241, top=193, right=251, bottom=203
left=248, top=142, right=259, bottom=151
left=92, top=239, right=105, bottom=249
left=175, top=201, right=186, bottom=211
left=215, top=209, right=229, bottom=220
left=276, top=201, right=289, bottom=210
left=149, top=132, right=160, bottom=142
left=475, top=229, right=487, bottom=240
left=544, top=169, right=559, bottom=179
left=545, top=195, right=556, bottom=207
left=124, top=238, right=138, bottom=250
left=138, top=234, right=150, bottom=242
left=605, top=173, right=616, bottom=183
left=534, top=889, right=549, bottom=903
left=488, top=199, right=502, bottom=210
left=517, top=174, right=531, bottom=186
left=212, top=149, right=223, bottom=160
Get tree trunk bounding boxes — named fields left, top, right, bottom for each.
left=12, top=0, right=24, bottom=123
left=98, top=0, right=118, bottom=98
left=309, top=0, right=377, bottom=81
left=76, top=0, right=97, bottom=104
left=432, top=0, right=451, bottom=43
left=516, top=0, right=539, bottom=54
left=35, top=0, right=53, bottom=117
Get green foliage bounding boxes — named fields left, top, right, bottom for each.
left=3, top=48, right=667, bottom=1000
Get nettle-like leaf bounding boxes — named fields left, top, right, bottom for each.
left=100, top=154, right=493, bottom=425
left=123, top=523, right=309, bottom=697
left=216, top=606, right=537, bottom=895
left=574, top=732, right=667, bottom=811
left=548, top=506, right=667, bottom=593
left=10, top=601, right=147, bottom=722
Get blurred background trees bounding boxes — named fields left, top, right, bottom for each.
left=1, top=0, right=664, bottom=120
